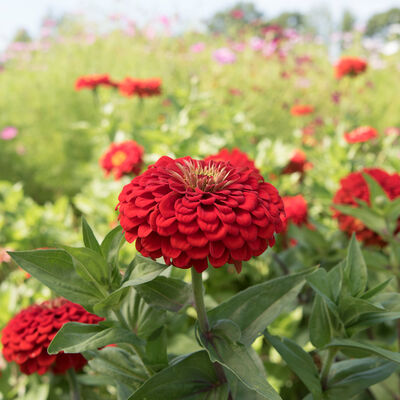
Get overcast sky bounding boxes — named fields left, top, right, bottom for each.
left=0, top=0, right=399, bottom=46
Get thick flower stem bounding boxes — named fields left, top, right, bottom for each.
left=191, top=269, right=210, bottom=334
left=67, top=368, right=80, bottom=400
left=191, top=269, right=228, bottom=386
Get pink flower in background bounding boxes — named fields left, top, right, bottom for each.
left=231, top=42, right=246, bottom=52
left=190, top=42, right=205, bottom=53
left=159, top=15, right=171, bottom=28
left=262, top=41, right=278, bottom=57
left=231, top=9, right=244, bottom=19
left=385, top=127, right=400, bottom=136
left=250, top=37, right=264, bottom=51
left=331, top=91, right=341, bottom=104
left=213, top=48, right=236, bottom=64
left=1, top=126, right=18, bottom=140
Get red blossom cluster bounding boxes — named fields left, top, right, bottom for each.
left=204, top=148, right=260, bottom=176
left=282, top=150, right=312, bottom=175
left=281, top=195, right=308, bottom=232
left=100, top=140, right=144, bottom=180
left=290, top=105, right=314, bottom=116
left=117, top=156, right=285, bottom=273
left=75, top=74, right=118, bottom=90
left=1, top=299, right=103, bottom=375
left=333, top=168, right=400, bottom=246
left=335, top=57, right=368, bottom=79
left=344, top=126, right=378, bottom=144
left=119, top=78, right=162, bottom=97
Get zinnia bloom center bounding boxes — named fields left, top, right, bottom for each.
left=170, top=159, right=234, bottom=192
left=111, top=150, right=128, bottom=166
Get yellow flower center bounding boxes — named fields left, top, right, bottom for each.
left=111, top=151, right=127, bottom=167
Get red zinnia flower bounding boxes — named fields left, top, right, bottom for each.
left=204, top=148, right=260, bottom=176
left=119, top=78, right=162, bottom=97
left=290, top=105, right=314, bottom=116
left=281, top=195, right=308, bottom=232
left=282, top=150, right=312, bottom=175
left=1, top=299, right=103, bottom=375
left=75, top=74, right=117, bottom=91
left=100, top=140, right=144, bottom=180
left=344, top=126, right=378, bottom=143
left=333, top=168, right=400, bottom=246
left=335, top=57, right=368, bottom=79
left=117, top=156, right=285, bottom=273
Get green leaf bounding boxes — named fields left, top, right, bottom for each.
left=361, top=278, right=393, bottom=300
left=326, top=339, right=400, bottom=364
left=48, top=322, right=144, bottom=354
left=306, top=269, right=338, bottom=315
left=198, top=322, right=281, bottom=400
left=327, top=262, right=343, bottom=302
left=208, top=268, right=314, bottom=346
left=344, top=235, right=367, bottom=297
left=333, top=204, right=386, bottom=235
left=325, top=358, right=398, bottom=399
left=89, top=346, right=148, bottom=391
left=145, top=327, right=168, bottom=372
left=128, top=351, right=229, bottom=400
left=63, top=246, right=109, bottom=291
left=309, top=295, right=333, bottom=348
left=101, top=226, right=124, bottom=268
left=122, top=255, right=168, bottom=287
left=339, top=296, right=384, bottom=325
left=93, top=287, right=130, bottom=316
left=8, top=250, right=103, bottom=310
left=362, top=173, right=389, bottom=208
left=82, top=217, right=102, bottom=255
left=135, top=276, right=191, bottom=312
left=226, top=371, right=268, bottom=400
left=347, top=312, right=400, bottom=332
left=264, top=331, right=322, bottom=399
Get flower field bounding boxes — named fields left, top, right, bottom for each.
left=0, top=9, right=400, bottom=400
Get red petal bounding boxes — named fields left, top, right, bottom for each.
left=159, top=192, right=180, bottom=218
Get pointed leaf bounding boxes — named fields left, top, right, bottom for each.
left=82, top=217, right=102, bottom=254
left=264, top=331, right=322, bottom=399
left=344, top=235, right=367, bottom=297
left=208, top=268, right=314, bottom=346
left=101, top=226, right=124, bottom=267
left=309, top=295, right=333, bottom=348
left=122, top=255, right=168, bottom=287
left=128, top=351, right=229, bottom=400
left=8, top=250, right=103, bottom=310
left=48, top=322, right=144, bottom=354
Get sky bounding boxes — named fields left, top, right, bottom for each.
left=0, top=0, right=399, bottom=46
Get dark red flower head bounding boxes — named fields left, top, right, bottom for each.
left=117, top=156, right=285, bottom=273
left=344, top=126, right=378, bottom=143
left=1, top=299, right=103, bottom=375
left=335, top=57, right=368, bottom=79
left=204, top=148, right=260, bottom=176
left=281, top=195, right=308, bottom=232
left=119, top=78, right=162, bottom=97
left=333, top=168, right=400, bottom=246
left=75, top=74, right=117, bottom=91
left=290, top=105, right=314, bottom=116
left=100, top=140, right=144, bottom=180
left=282, top=150, right=312, bottom=175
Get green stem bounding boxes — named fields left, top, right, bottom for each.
left=191, top=269, right=228, bottom=386
left=67, top=368, right=80, bottom=400
left=321, top=348, right=337, bottom=389
left=191, top=269, right=209, bottom=334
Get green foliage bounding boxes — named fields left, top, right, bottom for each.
left=365, top=8, right=400, bottom=36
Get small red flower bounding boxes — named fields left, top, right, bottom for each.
left=1, top=299, right=103, bottom=375
left=281, top=195, right=308, bottom=232
left=344, top=126, right=378, bottom=143
left=119, top=78, right=162, bottom=97
left=333, top=168, right=400, bottom=246
left=117, top=156, right=285, bottom=273
left=282, top=150, right=312, bottom=175
left=100, top=140, right=144, bottom=180
left=231, top=9, right=244, bottom=19
left=290, top=105, right=314, bottom=116
left=204, top=148, right=260, bottom=176
left=75, top=74, right=117, bottom=91
left=335, top=57, right=367, bottom=79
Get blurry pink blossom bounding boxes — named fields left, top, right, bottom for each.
left=262, top=41, right=277, bottom=57
left=249, top=37, right=264, bottom=51
left=190, top=42, right=205, bottom=53
left=1, top=126, right=18, bottom=140
left=0, top=248, right=11, bottom=263
left=159, top=15, right=171, bottom=28
left=213, top=48, right=236, bottom=64
left=231, top=42, right=246, bottom=52
left=231, top=9, right=244, bottom=19
left=385, top=127, right=400, bottom=136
